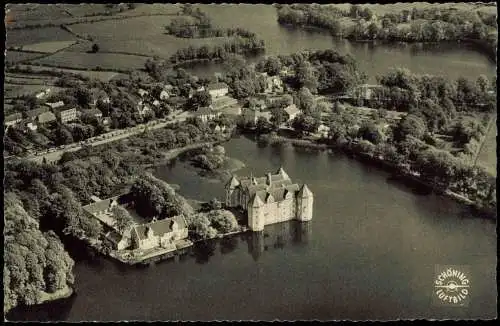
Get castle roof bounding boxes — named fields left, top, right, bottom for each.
left=251, top=193, right=264, bottom=207
left=298, top=184, right=313, bottom=198
left=226, top=175, right=240, bottom=189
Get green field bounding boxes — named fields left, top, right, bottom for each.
left=5, top=50, right=46, bottom=64
left=4, top=84, right=67, bottom=99
left=7, top=4, right=71, bottom=21
left=6, top=27, right=76, bottom=48
left=476, top=117, right=497, bottom=176
left=12, top=64, right=129, bottom=82
left=20, top=40, right=77, bottom=53
left=31, top=51, right=149, bottom=71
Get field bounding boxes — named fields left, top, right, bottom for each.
left=116, top=3, right=181, bottom=16
left=6, top=27, right=76, bottom=48
left=12, top=64, right=129, bottom=82
left=68, top=15, right=193, bottom=40
left=31, top=52, right=149, bottom=71
left=476, top=116, right=497, bottom=176
left=4, top=84, right=67, bottom=99
left=5, top=50, right=46, bottom=64
left=20, top=40, right=77, bottom=53
left=4, top=73, right=58, bottom=86
left=6, top=4, right=71, bottom=21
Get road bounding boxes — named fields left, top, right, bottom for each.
left=24, top=111, right=192, bottom=164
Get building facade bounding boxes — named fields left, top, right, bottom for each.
left=59, top=108, right=78, bottom=124
left=225, top=168, right=313, bottom=231
left=131, top=215, right=189, bottom=251
left=207, top=82, right=229, bottom=100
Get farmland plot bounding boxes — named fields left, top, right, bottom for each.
left=116, top=3, right=181, bottom=16
left=7, top=4, right=70, bottom=21
left=4, top=84, right=67, bottom=99
left=31, top=51, right=149, bottom=71
left=11, top=64, right=130, bottom=82
left=20, top=40, right=78, bottom=53
left=5, top=50, right=46, bottom=64
left=6, top=27, right=76, bottom=47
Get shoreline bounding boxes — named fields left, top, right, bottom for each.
left=258, top=133, right=496, bottom=219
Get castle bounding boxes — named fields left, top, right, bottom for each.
left=225, top=167, right=313, bottom=231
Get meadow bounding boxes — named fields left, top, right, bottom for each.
left=5, top=50, right=46, bottom=64
left=6, top=27, right=76, bottom=47
left=31, top=52, right=149, bottom=72
left=20, top=40, right=77, bottom=53
left=4, top=84, right=66, bottom=99
left=11, top=64, right=129, bottom=82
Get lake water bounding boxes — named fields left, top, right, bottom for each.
left=184, top=4, right=496, bottom=83
left=8, top=136, right=497, bottom=321
left=6, top=4, right=497, bottom=321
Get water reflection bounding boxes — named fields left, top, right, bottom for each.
left=246, top=221, right=312, bottom=261
left=6, top=292, right=77, bottom=322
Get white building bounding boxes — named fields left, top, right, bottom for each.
left=284, top=104, right=300, bottom=121
left=207, top=82, right=229, bottom=100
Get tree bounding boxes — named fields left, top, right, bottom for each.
left=270, top=106, right=287, bottom=129
left=292, top=114, right=319, bottom=135
left=91, top=43, right=100, bottom=53
left=256, top=116, right=271, bottom=133
left=264, top=56, right=282, bottom=76
left=297, top=87, right=315, bottom=114
left=393, top=114, right=427, bottom=142
left=111, top=205, right=134, bottom=235
left=358, top=121, right=383, bottom=144
left=208, top=210, right=238, bottom=234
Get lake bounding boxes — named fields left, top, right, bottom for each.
left=6, top=4, right=497, bottom=321
left=8, top=135, right=497, bottom=321
left=184, top=4, right=496, bottom=83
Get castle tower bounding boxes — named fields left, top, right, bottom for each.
left=296, top=184, right=313, bottom=221
left=225, top=175, right=240, bottom=207
left=248, top=194, right=265, bottom=232
left=277, top=166, right=290, bottom=180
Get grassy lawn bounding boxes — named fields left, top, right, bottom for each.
left=6, top=27, right=76, bottom=48
left=31, top=51, right=149, bottom=71
left=20, top=40, right=77, bottom=53
left=4, top=74, right=58, bottom=86
left=116, top=3, right=181, bottom=16
left=7, top=4, right=71, bottom=21
left=476, top=116, right=497, bottom=176
left=5, top=50, right=46, bottom=64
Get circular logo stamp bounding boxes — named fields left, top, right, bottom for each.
left=433, top=265, right=470, bottom=306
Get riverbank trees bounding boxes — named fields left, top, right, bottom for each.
left=276, top=4, right=497, bottom=58
left=4, top=193, right=75, bottom=314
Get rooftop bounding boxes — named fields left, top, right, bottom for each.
left=133, top=215, right=188, bottom=241
left=38, top=111, right=56, bottom=123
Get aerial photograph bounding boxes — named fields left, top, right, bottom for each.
left=3, top=2, right=497, bottom=322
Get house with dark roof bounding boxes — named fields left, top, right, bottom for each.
left=225, top=167, right=313, bottom=231
left=207, top=82, right=229, bottom=100
left=131, top=215, right=189, bottom=251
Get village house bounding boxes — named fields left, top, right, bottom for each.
left=131, top=215, right=189, bottom=251
left=45, top=101, right=65, bottom=110
left=284, top=103, right=300, bottom=121
left=207, top=82, right=229, bottom=100
left=261, top=73, right=284, bottom=94
left=90, top=89, right=110, bottom=107
left=5, top=113, right=22, bottom=126
left=137, top=100, right=152, bottom=116
left=195, top=106, right=220, bottom=123
left=37, top=111, right=57, bottom=125
left=160, top=89, right=170, bottom=101
left=317, top=124, right=331, bottom=138
left=35, top=88, right=51, bottom=99
left=225, top=168, right=313, bottom=232
left=153, top=99, right=160, bottom=107
left=58, top=108, right=78, bottom=124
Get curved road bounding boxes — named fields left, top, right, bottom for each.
left=22, top=111, right=191, bottom=164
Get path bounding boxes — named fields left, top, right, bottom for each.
left=23, top=111, right=192, bottom=164
left=474, top=114, right=497, bottom=175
